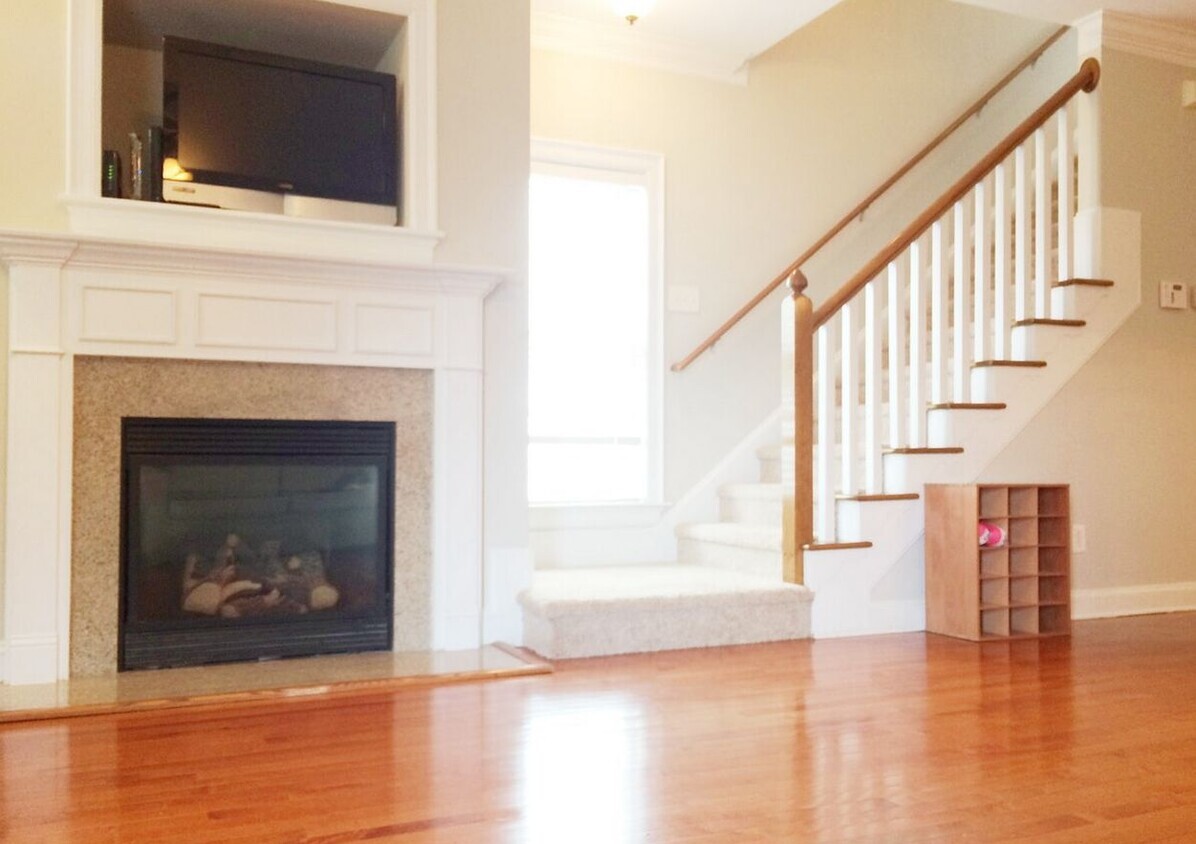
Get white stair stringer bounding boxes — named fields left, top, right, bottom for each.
left=805, top=207, right=1141, bottom=638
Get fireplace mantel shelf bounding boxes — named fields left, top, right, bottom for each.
left=0, top=227, right=507, bottom=295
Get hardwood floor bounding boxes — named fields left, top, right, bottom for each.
left=4, top=613, right=1196, bottom=842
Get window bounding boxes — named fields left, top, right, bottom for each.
left=528, top=141, right=663, bottom=507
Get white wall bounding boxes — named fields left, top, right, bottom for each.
left=436, top=0, right=532, bottom=640
left=531, top=0, right=1066, bottom=563
left=979, top=47, right=1196, bottom=615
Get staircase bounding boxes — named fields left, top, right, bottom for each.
left=520, top=56, right=1142, bottom=660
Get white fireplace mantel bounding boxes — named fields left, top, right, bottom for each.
left=0, top=229, right=505, bottom=685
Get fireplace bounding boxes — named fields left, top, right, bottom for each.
left=119, top=417, right=396, bottom=670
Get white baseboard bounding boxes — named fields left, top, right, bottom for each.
left=1072, top=582, right=1196, bottom=620
left=3, top=634, right=60, bottom=685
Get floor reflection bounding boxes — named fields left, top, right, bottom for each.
left=520, top=692, right=644, bottom=844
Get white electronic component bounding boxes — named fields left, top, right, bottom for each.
left=1160, top=281, right=1187, bottom=310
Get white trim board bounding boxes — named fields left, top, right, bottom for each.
left=1073, top=582, right=1196, bottom=619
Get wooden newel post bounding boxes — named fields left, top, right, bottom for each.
left=787, top=270, right=815, bottom=584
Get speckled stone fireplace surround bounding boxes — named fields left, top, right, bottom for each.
left=0, top=233, right=503, bottom=685
left=71, top=358, right=431, bottom=677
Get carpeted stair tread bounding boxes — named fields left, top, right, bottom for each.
left=676, top=522, right=782, bottom=550
left=719, top=483, right=782, bottom=499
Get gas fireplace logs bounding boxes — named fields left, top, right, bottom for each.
left=181, top=533, right=341, bottom=618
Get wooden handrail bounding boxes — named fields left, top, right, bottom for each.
left=670, top=25, right=1070, bottom=373
left=811, top=57, right=1100, bottom=328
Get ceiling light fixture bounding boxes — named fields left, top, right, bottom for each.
left=612, top=0, right=655, bottom=26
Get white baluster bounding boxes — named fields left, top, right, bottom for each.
left=815, top=322, right=835, bottom=542
left=930, top=219, right=948, bottom=405
left=953, top=198, right=971, bottom=401
left=1034, top=127, right=1050, bottom=319
left=1056, top=108, right=1073, bottom=289
left=1014, top=143, right=1030, bottom=324
left=886, top=259, right=906, bottom=448
left=993, top=161, right=1010, bottom=359
left=908, top=239, right=925, bottom=448
left=840, top=302, right=857, bottom=497
left=863, top=279, right=882, bottom=494
left=974, top=177, right=989, bottom=363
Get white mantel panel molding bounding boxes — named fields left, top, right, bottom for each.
left=0, top=230, right=503, bottom=684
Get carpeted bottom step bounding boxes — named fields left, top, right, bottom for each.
left=518, top=565, right=813, bottom=660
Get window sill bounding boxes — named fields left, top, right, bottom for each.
left=529, top=502, right=671, bottom=531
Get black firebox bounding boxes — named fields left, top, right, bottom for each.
left=119, top=418, right=395, bottom=671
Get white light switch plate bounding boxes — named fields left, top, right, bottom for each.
left=1160, top=282, right=1187, bottom=310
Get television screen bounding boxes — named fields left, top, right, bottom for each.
left=163, top=37, right=398, bottom=207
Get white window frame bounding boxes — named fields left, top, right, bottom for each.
left=528, top=138, right=666, bottom=529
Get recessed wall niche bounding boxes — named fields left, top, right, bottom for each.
left=100, top=0, right=408, bottom=223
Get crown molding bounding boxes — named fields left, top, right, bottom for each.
left=1080, top=10, right=1196, bottom=69
left=531, top=12, right=749, bottom=86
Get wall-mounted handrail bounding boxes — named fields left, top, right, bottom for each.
left=670, top=25, right=1070, bottom=373
left=811, top=57, right=1099, bottom=328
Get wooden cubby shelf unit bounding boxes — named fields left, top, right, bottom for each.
left=925, top=483, right=1072, bottom=641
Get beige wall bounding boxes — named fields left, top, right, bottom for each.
left=0, top=0, right=69, bottom=231
left=532, top=0, right=1062, bottom=503
left=980, top=48, right=1196, bottom=594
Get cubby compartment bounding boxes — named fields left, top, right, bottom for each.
left=1010, top=547, right=1038, bottom=576
left=1039, top=517, right=1069, bottom=547
left=980, top=547, right=1009, bottom=578
left=1009, top=486, right=1038, bottom=517
left=981, top=578, right=1009, bottom=608
left=1038, top=486, right=1068, bottom=516
left=981, top=608, right=1010, bottom=638
left=1008, top=518, right=1038, bottom=547
left=1010, top=576, right=1038, bottom=606
left=926, top=484, right=1071, bottom=641
left=1011, top=606, right=1040, bottom=635
left=1039, top=576, right=1069, bottom=605
left=979, top=487, right=1009, bottom=518
left=1039, top=547, right=1068, bottom=575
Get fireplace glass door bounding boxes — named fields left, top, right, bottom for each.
left=120, top=418, right=395, bottom=670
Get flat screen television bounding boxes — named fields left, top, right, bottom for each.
left=162, top=37, right=398, bottom=208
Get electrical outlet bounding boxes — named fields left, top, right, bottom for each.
left=1073, top=524, right=1086, bottom=553
left=1160, top=282, right=1188, bottom=310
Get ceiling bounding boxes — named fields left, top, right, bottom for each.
left=533, top=0, right=1196, bottom=82
left=951, top=0, right=1196, bottom=27
left=531, top=0, right=844, bottom=76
